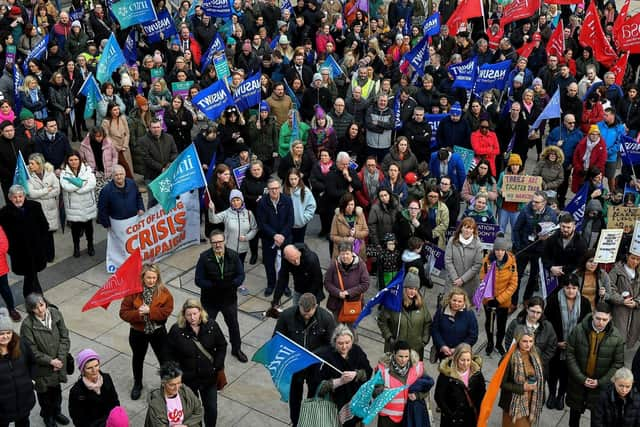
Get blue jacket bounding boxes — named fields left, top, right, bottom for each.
left=546, top=124, right=583, bottom=166
left=512, top=203, right=557, bottom=253
left=436, top=117, right=471, bottom=150
left=598, top=120, right=626, bottom=163
left=429, top=151, right=466, bottom=190
left=97, top=178, right=145, bottom=228
left=33, top=131, right=73, bottom=170
left=431, top=307, right=478, bottom=352
left=256, top=193, right=294, bottom=243
left=381, top=177, right=408, bottom=205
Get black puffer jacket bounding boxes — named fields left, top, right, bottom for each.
left=68, top=372, right=120, bottom=427
left=0, top=339, right=36, bottom=425
left=591, top=382, right=640, bottom=427
left=240, top=172, right=268, bottom=213
left=274, top=305, right=336, bottom=352
left=435, top=355, right=485, bottom=427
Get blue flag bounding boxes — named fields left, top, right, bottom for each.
left=13, top=64, right=23, bottom=113
left=22, top=34, right=49, bottom=74
left=202, top=0, right=232, bottom=17
left=270, top=35, right=279, bottom=50
left=79, top=73, right=103, bottom=120
left=402, top=34, right=429, bottom=76
left=148, top=144, right=207, bottom=213
left=473, top=59, right=511, bottom=97
left=141, top=9, right=177, bottom=43
left=96, top=34, right=126, bottom=83
left=192, top=80, right=233, bottom=121
left=201, top=33, right=226, bottom=72
left=252, top=332, right=323, bottom=402
left=187, top=0, right=199, bottom=17
left=505, top=133, right=516, bottom=155
left=423, top=12, right=441, bottom=36
left=565, top=183, right=589, bottom=231
left=233, top=72, right=261, bottom=112
left=112, top=0, right=157, bottom=29
left=200, top=152, right=217, bottom=208
left=123, top=29, right=138, bottom=67
left=530, top=88, right=561, bottom=131
left=284, top=79, right=300, bottom=109
left=280, top=0, right=293, bottom=15
left=13, top=151, right=29, bottom=195
left=449, top=56, right=478, bottom=90
left=353, top=267, right=404, bottom=328
left=426, top=113, right=447, bottom=150
left=620, top=135, right=640, bottom=166
left=322, top=54, right=344, bottom=78
left=393, top=92, right=402, bottom=130
left=538, top=258, right=559, bottom=300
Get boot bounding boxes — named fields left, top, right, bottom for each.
left=73, top=243, right=80, bottom=258
left=555, top=393, right=565, bottom=410
left=87, top=241, right=95, bottom=256
left=485, top=336, right=494, bottom=355
left=44, top=416, right=57, bottom=427
left=546, top=387, right=556, bottom=409
left=131, top=382, right=142, bottom=400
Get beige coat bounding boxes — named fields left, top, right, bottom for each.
left=330, top=206, right=369, bottom=259
left=102, top=117, right=132, bottom=173
left=28, top=166, right=60, bottom=231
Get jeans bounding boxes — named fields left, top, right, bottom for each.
left=37, top=384, right=62, bottom=419
left=0, top=273, right=15, bottom=310
left=292, top=226, right=306, bottom=243
left=195, top=383, right=218, bottom=427
left=498, top=209, right=520, bottom=234
left=128, top=327, right=168, bottom=384
left=484, top=305, right=508, bottom=348
left=205, top=302, right=241, bottom=352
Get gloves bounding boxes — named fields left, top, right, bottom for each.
left=317, top=380, right=333, bottom=396
left=487, top=298, right=499, bottom=308
left=355, top=369, right=368, bottom=382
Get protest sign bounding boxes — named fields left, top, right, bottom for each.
left=502, top=175, right=543, bottom=203
left=233, top=164, right=250, bottom=187
left=141, top=9, right=176, bottom=43
left=631, top=220, right=640, bottom=256
left=607, top=206, right=640, bottom=231
left=106, top=191, right=200, bottom=272
left=422, top=242, right=445, bottom=275
left=171, top=81, right=193, bottom=98
left=477, top=223, right=500, bottom=250
left=594, top=229, right=624, bottom=264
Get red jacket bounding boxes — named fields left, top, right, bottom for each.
left=580, top=101, right=604, bottom=134
left=180, top=35, right=202, bottom=67
left=572, top=137, right=607, bottom=192
left=315, top=33, right=336, bottom=55
left=355, top=166, right=385, bottom=210
left=0, top=226, right=9, bottom=276
left=470, top=130, right=500, bottom=177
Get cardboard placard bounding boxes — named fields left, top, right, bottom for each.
left=607, top=206, right=640, bottom=231
left=631, top=220, right=640, bottom=257
left=594, top=229, right=624, bottom=264
left=502, top=175, right=543, bottom=203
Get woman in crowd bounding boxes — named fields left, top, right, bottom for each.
left=96, top=82, right=126, bottom=125
left=145, top=361, right=203, bottom=426
left=381, top=162, right=408, bottom=205
left=284, top=168, right=316, bottom=243
left=119, top=264, right=174, bottom=401
left=20, top=75, right=48, bottom=120
left=376, top=340, right=434, bottom=427
left=27, top=152, right=60, bottom=263
left=164, top=95, right=194, bottom=152
left=205, top=164, right=236, bottom=236
left=20, top=293, right=71, bottom=427
left=461, top=160, right=498, bottom=205
left=382, top=137, right=418, bottom=176
left=440, top=176, right=461, bottom=228
left=68, top=349, right=120, bottom=427
left=608, top=250, right=640, bottom=348
left=592, top=367, right=640, bottom=426
left=307, top=107, right=338, bottom=159
left=79, top=127, right=119, bottom=194
left=470, top=117, right=500, bottom=177
left=330, top=193, right=369, bottom=260
left=337, top=122, right=367, bottom=168
left=617, top=84, right=640, bottom=138
left=315, top=325, right=372, bottom=426
left=102, top=103, right=133, bottom=177
left=277, top=140, right=314, bottom=184
left=324, top=241, right=370, bottom=323
left=394, top=198, right=433, bottom=252
left=240, top=160, right=269, bottom=265
left=444, top=218, right=483, bottom=297
left=247, top=102, right=279, bottom=174
left=462, top=192, right=497, bottom=225
left=544, top=274, right=591, bottom=411
left=573, top=249, right=611, bottom=310
left=572, top=126, right=607, bottom=193
left=309, top=148, right=334, bottom=236
left=533, top=146, right=565, bottom=193
left=60, top=151, right=96, bottom=257
left=168, top=299, right=227, bottom=427
left=368, top=187, right=401, bottom=249
left=377, top=267, right=432, bottom=360
left=498, top=326, right=545, bottom=427
left=497, top=154, right=524, bottom=234
left=422, top=185, right=449, bottom=249
left=435, top=343, right=486, bottom=427
left=63, top=59, right=86, bottom=141
left=505, top=297, right=558, bottom=379
left=147, top=79, right=172, bottom=114
left=0, top=307, right=36, bottom=427
left=48, top=72, right=72, bottom=139
left=0, top=224, right=19, bottom=321
left=0, top=100, right=14, bottom=124
left=218, top=105, right=248, bottom=158
left=431, top=288, right=478, bottom=361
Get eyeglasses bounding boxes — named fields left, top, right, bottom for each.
left=528, top=309, right=543, bottom=315
left=268, top=187, right=280, bottom=191
left=210, top=240, right=225, bottom=245
left=565, top=121, right=576, bottom=125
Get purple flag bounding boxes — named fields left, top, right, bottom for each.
left=473, top=261, right=496, bottom=310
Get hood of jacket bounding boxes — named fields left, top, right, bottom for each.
left=438, top=354, right=483, bottom=379
left=586, top=199, right=603, bottom=214
left=541, top=145, right=565, bottom=165
left=378, top=349, right=421, bottom=367
left=402, top=250, right=421, bottom=263
left=334, top=206, right=364, bottom=217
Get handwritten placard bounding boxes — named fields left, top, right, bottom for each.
left=594, top=229, right=624, bottom=264
left=502, top=175, right=543, bottom=203
left=607, top=206, right=640, bottom=231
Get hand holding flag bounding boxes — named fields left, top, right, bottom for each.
left=473, top=262, right=495, bottom=310
left=353, top=267, right=404, bottom=328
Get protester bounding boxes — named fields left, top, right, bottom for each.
left=431, top=288, right=478, bottom=361
left=591, top=367, right=640, bottom=427
left=27, top=152, right=60, bottom=263
left=97, top=165, right=144, bottom=229
left=444, top=218, right=483, bottom=297
left=608, top=251, right=640, bottom=347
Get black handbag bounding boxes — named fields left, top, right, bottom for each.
left=66, top=353, right=75, bottom=375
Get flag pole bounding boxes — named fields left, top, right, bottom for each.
left=275, top=332, right=344, bottom=374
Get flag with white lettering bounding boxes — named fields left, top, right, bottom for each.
left=446, top=0, right=483, bottom=33
left=423, top=12, right=441, bottom=37
left=112, top=0, right=157, bottom=29
left=501, top=0, right=541, bottom=26
left=79, top=73, right=104, bottom=119
left=22, top=34, right=49, bottom=74
left=202, top=0, right=232, bottom=17
left=201, top=33, right=226, bottom=72
left=141, top=9, right=177, bottom=43
left=620, top=135, right=640, bottom=166
left=546, top=20, right=565, bottom=58
left=96, top=34, right=126, bottom=83
left=565, top=183, right=589, bottom=230
left=473, top=59, right=511, bottom=97
left=233, top=72, right=261, bottom=112
left=13, top=64, right=23, bottom=113
left=580, top=1, right=618, bottom=67
left=393, top=92, right=402, bottom=130
left=123, top=29, right=138, bottom=66
left=280, top=0, right=293, bottom=15
left=449, top=56, right=477, bottom=89
left=613, top=0, right=631, bottom=49
left=192, top=80, right=233, bottom=121
left=402, top=34, right=430, bottom=76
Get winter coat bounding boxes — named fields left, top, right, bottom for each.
left=368, top=197, right=401, bottom=247
left=381, top=177, right=409, bottom=205
left=608, top=262, right=640, bottom=346
left=435, top=355, right=486, bottom=427
left=278, top=120, right=310, bottom=157
left=364, top=104, right=394, bottom=149
left=542, top=232, right=588, bottom=278
left=145, top=385, right=203, bottom=427
left=497, top=348, right=545, bottom=415
left=394, top=209, right=434, bottom=251
left=256, top=193, right=294, bottom=243
left=247, top=116, right=279, bottom=162
left=136, top=132, right=178, bottom=180
left=119, top=286, right=174, bottom=333
left=97, top=178, right=144, bottom=227
left=431, top=305, right=478, bottom=356
left=21, top=89, right=48, bottom=120
left=581, top=199, right=606, bottom=250
left=598, top=119, right=626, bottom=163
left=209, top=207, right=258, bottom=254
left=377, top=302, right=432, bottom=358
left=164, top=107, right=194, bottom=151
left=566, top=314, right=625, bottom=412
left=0, top=199, right=48, bottom=274
left=239, top=173, right=268, bottom=213
left=436, top=116, right=471, bottom=150
left=462, top=207, right=496, bottom=225
left=533, top=145, right=565, bottom=191
left=546, top=124, right=584, bottom=167
left=277, top=150, right=315, bottom=184
left=429, top=151, right=466, bottom=191
left=460, top=176, right=498, bottom=203
left=592, top=382, right=640, bottom=427
left=0, top=338, right=36, bottom=424
left=60, top=164, right=97, bottom=223
left=79, top=134, right=119, bottom=177
left=101, top=117, right=132, bottom=173
left=381, top=148, right=419, bottom=176
left=28, top=168, right=61, bottom=231
left=504, top=314, right=557, bottom=375
left=167, top=319, right=227, bottom=391
left=0, top=134, right=33, bottom=194
left=324, top=254, right=370, bottom=313
left=194, top=246, right=245, bottom=308
left=330, top=207, right=369, bottom=259
left=48, top=83, right=71, bottom=130
left=289, top=187, right=316, bottom=229
left=20, top=307, right=70, bottom=393
left=68, top=372, right=120, bottom=427
left=275, top=304, right=336, bottom=352
left=480, top=253, right=518, bottom=309
left=321, top=167, right=363, bottom=212
left=512, top=203, right=558, bottom=254
left=470, top=130, right=500, bottom=177
left=572, top=136, right=607, bottom=193
left=544, top=288, right=592, bottom=343
left=573, top=268, right=612, bottom=310
left=444, top=235, right=483, bottom=296
left=33, top=131, right=73, bottom=170
left=275, top=244, right=324, bottom=302
left=355, top=166, right=385, bottom=209
left=0, top=226, right=8, bottom=276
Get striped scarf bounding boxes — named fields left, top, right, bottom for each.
left=509, top=349, right=545, bottom=426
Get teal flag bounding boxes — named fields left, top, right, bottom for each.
left=79, top=73, right=103, bottom=119
left=96, top=34, right=126, bottom=83
left=12, top=151, right=29, bottom=195
left=147, top=144, right=207, bottom=213
left=112, top=0, right=157, bottom=29
left=350, top=370, right=408, bottom=424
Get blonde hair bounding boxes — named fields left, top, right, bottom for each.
left=140, top=263, right=166, bottom=296
left=331, top=324, right=354, bottom=348
left=22, top=75, right=39, bottom=93
left=177, top=298, right=210, bottom=328
left=452, top=343, right=473, bottom=368
left=403, top=286, right=423, bottom=308
left=442, top=287, right=470, bottom=309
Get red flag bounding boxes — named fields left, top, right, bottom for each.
left=82, top=249, right=143, bottom=312
left=516, top=40, right=536, bottom=58
left=545, top=0, right=581, bottom=4
left=546, top=20, right=565, bottom=58
left=579, top=1, right=618, bottom=67
left=501, top=0, right=541, bottom=26
left=612, top=0, right=630, bottom=48
left=618, top=13, right=640, bottom=53
left=610, top=51, right=629, bottom=86
left=446, top=0, right=484, bottom=34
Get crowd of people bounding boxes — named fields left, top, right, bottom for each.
left=1, top=0, right=640, bottom=425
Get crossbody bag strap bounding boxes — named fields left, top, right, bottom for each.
left=192, top=337, right=214, bottom=364
left=335, top=260, right=345, bottom=291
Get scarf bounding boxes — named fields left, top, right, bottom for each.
left=509, top=349, right=545, bottom=426
left=583, top=138, right=599, bottom=169
left=142, top=287, right=156, bottom=334
left=364, top=168, right=380, bottom=197
left=82, top=373, right=104, bottom=395
left=390, top=357, right=410, bottom=377
left=459, top=234, right=474, bottom=246
left=559, top=290, right=581, bottom=360
left=320, top=160, right=333, bottom=174
left=37, top=309, right=52, bottom=329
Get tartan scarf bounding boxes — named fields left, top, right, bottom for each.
left=509, top=349, right=545, bottom=426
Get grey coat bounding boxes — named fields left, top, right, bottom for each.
left=444, top=236, right=483, bottom=297
left=608, top=262, right=640, bottom=346
left=20, top=307, right=70, bottom=393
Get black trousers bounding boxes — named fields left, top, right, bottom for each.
left=569, top=408, right=583, bottom=427
left=70, top=220, right=94, bottom=248
left=45, top=231, right=55, bottom=262
left=289, top=369, right=313, bottom=427
left=547, top=354, right=568, bottom=398
left=484, top=305, right=508, bottom=348
left=128, top=327, right=168, bottom=384
left=514, top=252, right=541, bottom=305
left=204, top=302, right=241, bottom=352
left=191, top=382, right=218, bottom=427
left=23, top=269, right=43, bottom=299
left=37, top=384, right=62, bottom=419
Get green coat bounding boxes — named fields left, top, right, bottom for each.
left=278, top=120, right=310, bottom=157
left=20, top=307, right=70, bottom=393
left=377, top=304, right=432, bottom=360
left=145, top=385, right=203, bottom=427
left=566, top=314, right=625, bottom=412
left=248, top=115, right=279, bottom=162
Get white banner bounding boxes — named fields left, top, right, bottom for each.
left=630, top=220, right=640, bottom=257
left=594, top=228, right=624, bottom=264
left=106, top=191, right=200, bottom=272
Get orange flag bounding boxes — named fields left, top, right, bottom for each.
left=476, top=342, right=517, bottom=426
left=82, top=249, right=143, bottom=311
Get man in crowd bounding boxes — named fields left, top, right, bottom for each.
left=542, top=214, right=587, bottom=278
left=137, top=118, right=178, bottom=207
left=271, top=243, right=324, bottom=307
left=97, top=165, right=144, bottom=229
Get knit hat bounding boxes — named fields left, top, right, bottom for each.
left=76, top=349, right=100, bottom=373
left=315, top=105, right=325, bottom=119
left=313, top=72, right=322, bottom=82
left=0, top=308, right=13, bottom=332
left=259, top=100, right=270, bottom=112
left=106, top=406, right=129, bottom=427
left=229, top=189, right=244, bottom=203
left=277, top=20, right=287, bottom=29
left=226, top=37, right=236, bottom=45
left=135, top=95, right=148, bottom=107
left=513, top=72, right=525, bottom=85
left=153, top=52, right=163, bottom=63
left=532, top=77, right=543, bottom=87
left=589, top=125, right=600, bottom=135
left=403, top=267, right=420, bottom=289
left=493, top=232, right=511, bottom=251
left=120, top=73, right=132, bottom=87
left=0, top=120, right=13, bottom=130
left=71, top=20, right=82, bottom=28
left=19, top=109, right=34, bottom=121
left=507, top=153, right=523, bottom=167
left=382, top=232, right=396, bottom=243
left=9, top=6, right=21, bottom=16
left=170, top=36, right=180, bottom=46
left=450, top=102, right=462, bottom=116
left=278, top=35, right=290, bottom=45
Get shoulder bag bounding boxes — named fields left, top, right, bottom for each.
left=192, top=336, right=227, bottom=390
left=336, top=260, right=362, bottom=324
